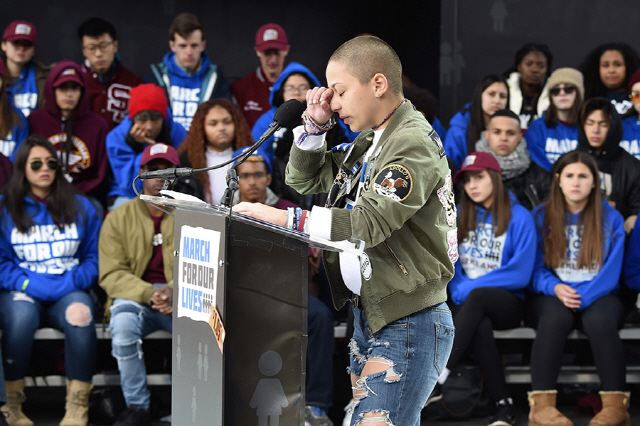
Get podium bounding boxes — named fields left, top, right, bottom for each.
left=140, top=195, right=360, bottom=426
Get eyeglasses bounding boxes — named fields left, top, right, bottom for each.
left=134, top=111, right=164, bottom=122
left=82, top=41, right=114, bottom=54
left=238, top=172, right=267, bottom=180
left=550, top=85, right=577, bottom=96
left=629, top=92, right=640, bottom=103
left=30, top=159, right=60, bottom=171
left=283, top=84, right=311, bottom=93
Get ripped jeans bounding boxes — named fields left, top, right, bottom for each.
left=348, top=303, right=454, bottom=426
left=109, top=297, right=172, bottom=409
left=0, top=290, right=97, bottom=381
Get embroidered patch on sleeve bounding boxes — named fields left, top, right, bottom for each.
left=429, top=129, right=446, bottom=158
left=437, top=172, right=457, bottom=227
left=373, top=164, right=413, bottom=202
left=447, top=229, right=459, bottom=265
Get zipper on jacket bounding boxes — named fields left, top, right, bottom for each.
left=383, top=241, right=409, bottom=275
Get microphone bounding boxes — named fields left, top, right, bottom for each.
left=138, top=100, right=305, bottom=182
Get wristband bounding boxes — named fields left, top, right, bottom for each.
left=21, top=279, right=29, bottom=291
left=302, top=109, right=336, bottom=133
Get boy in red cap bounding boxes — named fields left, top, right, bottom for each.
left=232, top=23, right=290, bottom=128
left=99, top=143, right=178, bottom=426
left=105, top=83, right=187, bottom=210
left=1, top=20, right=52, bottom=116
left=27, top=60, right=110, bottom=214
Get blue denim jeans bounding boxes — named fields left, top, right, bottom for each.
left=0, top=290, right=97, bottom=381
left=109, top=297, right=172, bottom=409
left=348, top=302, right=454, bottom=426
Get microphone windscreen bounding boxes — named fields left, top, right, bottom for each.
left=273, top=99, right=305, bottom=128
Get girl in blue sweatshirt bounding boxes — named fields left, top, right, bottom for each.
left=436, top=152, right=536, bottom=425
left=527, top=151, right=629, bottom=426
left=526, top=68, right=583, bottom=171
left=0, top=135, right=101, bottom=425
left=620, top=68, right=640, bottom=160
left=443, top=75, right=509, bottom=169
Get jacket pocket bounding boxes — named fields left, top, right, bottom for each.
left=383, top=240, right=408, bottom=275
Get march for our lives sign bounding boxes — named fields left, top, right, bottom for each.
left=177, top=225, right=221, bottom=323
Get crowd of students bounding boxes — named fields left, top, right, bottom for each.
left=0, top=12, right=640, bottom=426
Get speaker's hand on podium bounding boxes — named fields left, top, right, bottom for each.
left=234, top=202, right=287, bottom=227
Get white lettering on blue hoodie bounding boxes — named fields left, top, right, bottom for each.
left=449, top=201, right=537, bottom=305
left=621, top=116, right=640, bottom=161
left=0, top=194, right=101, bottom=302
left=531, top=200, right=624, bottom=310
left=0, top=106, right=29, bottom=161
left=526, top=111, right=579, bottom=171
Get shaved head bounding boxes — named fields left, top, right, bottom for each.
left=329, top=36, right=403, bottom=99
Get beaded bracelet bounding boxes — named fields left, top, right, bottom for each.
left=302, top=109, right=336, bottom=133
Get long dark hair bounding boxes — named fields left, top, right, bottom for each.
left=458, top=169, right=511, bottom=242
left=178, top=98, right=253, bottom=203
left=545, top=92, right=582, bottom=128
left=538, top=151, right=603, bottom=270
left=466, top=75, right=509, bottom=154
left=0, top=59, right=22, bottom=139
left=0, top=135, right=83, bottom=233
left=580, top=43, right=640, bottom=99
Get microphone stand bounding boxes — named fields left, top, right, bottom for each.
left=220, top=168, right=239, bottom=209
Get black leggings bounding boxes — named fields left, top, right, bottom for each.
left=448, top=287, right=524, bottom=401
left=526, top=294, right=625, bottom=391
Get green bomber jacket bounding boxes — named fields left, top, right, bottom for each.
left=286, top=101, right=457, bottom=333
left=99, top=197, right=175, bottom=315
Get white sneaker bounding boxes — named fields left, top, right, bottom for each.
left=342, top=399, right=356, bottom=426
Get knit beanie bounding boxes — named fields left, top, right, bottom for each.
left=547, top=68, right=584, bottom=100
left=128, top=84, right=168, bottom=120
left=628, top=69, right=640, bottom=93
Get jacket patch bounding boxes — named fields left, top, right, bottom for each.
left=447, top=229, right=459, bottom=265
left=360, top=253, right=372, bottom=281
left=429, top=129, right=445, bottom=158
left=373, top=165, right=412, bottom=202
left=437, top=172, right=457, bottom=227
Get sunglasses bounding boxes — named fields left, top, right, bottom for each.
left=550, top=85, right=577, bottom=96
left=629, top=92, right=640, bottom=103
left=30, top=159, right=60, bottom=171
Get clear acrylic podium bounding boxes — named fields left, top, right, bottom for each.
left=140, top=195, right=360, bottom=426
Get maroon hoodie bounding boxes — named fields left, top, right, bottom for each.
left=28, top=60, right=110, bottom=205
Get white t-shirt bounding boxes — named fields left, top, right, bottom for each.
left=205, top=147, right=233, bottom=205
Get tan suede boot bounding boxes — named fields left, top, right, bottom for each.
left=0, top=380, right=34, bottom=426
left=527, top=390, right=573, bottom=426
left=588, top=391, right=631, bottom=426
left=59, top=379, right=93, bottom=426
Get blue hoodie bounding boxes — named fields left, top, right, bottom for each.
left=6, top=61, right=39, bottom=117
left=443, top=107, right=471, bottom=169
left=525, top=112, right=579, bottom=171
left=145, top=51, right=231, bottom=130
left=0, top=106, right=29, bottom=161
left=251, top=62, right=357, bottom=160
left=531, top=201, right=625, bottom=310
left=0, top=194, right=101, bottom=302
left=106, top=110, right=186, bottom=199
left=621, top=116, right=640, bottom=161
left=624, top=219, right=640, bottom=291
left=449, top=201, right=536, bottom=305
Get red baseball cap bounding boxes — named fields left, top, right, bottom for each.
left=3, top=20, right=37, bottom=46
left=53, top=67, right=84, bottom=88
left=255, top=23, right=288, bottom=52
left=141, top=143, right=179, bottom=167
left=453, top=152, right=502, bottom=184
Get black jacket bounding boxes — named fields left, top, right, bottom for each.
left=503, top=161, right=552, bottom=211
left=172, top=153, right=205, bottom=201
left=576, top=107, right=640, bottom=219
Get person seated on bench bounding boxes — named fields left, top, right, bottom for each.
left=428, top=152, right=536, bottom=426
left=99, top=144, right=178, bottom=426
left=527, top=150, right=629, bottom=426
left=0, top=135, right=101, bottom=426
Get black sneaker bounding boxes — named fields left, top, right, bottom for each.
left=113, top=405, right=151, bottom=426
left=488, top=398, right=515, bottom=426
left=424, top=382, right=443, bottom=407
